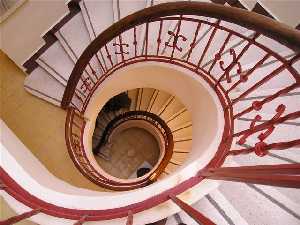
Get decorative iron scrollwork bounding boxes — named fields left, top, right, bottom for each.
left=237, top=104, right=286, bottom=156
left=165, top=30, right=187, bottom=52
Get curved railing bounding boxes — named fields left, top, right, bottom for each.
left=1, top=2, right=300, bottom=224
left=65, top=107, right=173, bottom=191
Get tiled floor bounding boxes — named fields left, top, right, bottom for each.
left=95, top=127, right=160, bottom=179
left=0, top=51, right=106, bottom=192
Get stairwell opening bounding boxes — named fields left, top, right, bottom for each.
left=94, top=126, right=160, bottom=179
left=91, top=87, right=192, bottom=181
left=82, top=63, right=224, bottom=188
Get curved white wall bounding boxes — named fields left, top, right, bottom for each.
left=1, top=62, right=224, bottom=224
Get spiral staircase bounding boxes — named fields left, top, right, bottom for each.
left=1, top=0, right=300, bottom=225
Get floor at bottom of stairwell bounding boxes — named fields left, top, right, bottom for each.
left=0, top=50, right=108, bottom=192
left=95, top=127, right=160, bottom=179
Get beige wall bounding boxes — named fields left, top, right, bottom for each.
left=0, top=0, right=68, bottom=70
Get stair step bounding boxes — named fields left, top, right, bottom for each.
left=80, top=0, right=114, bottom=38
left=171, top=123, right=192, bottom=139
left=55, top=12, right=91, bottom=61
left=24, top=67, right=65, bottom=106
left=170, top=152, right=189, bottom=164
left=149, top=90, right=172, bottom=114
left=37, top=42, right=74, bottom=86
left=167, top=110, right=192, bottom=131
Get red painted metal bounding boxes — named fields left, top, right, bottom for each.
left=95, top=53, right=106, bottom=74
left=196, top=20, right=220, bottom=71
left=236, top=104, right=286, bottom=151
left=237, top=114, right=261, bottom=145
left=186, top=21, right=201, bottom=62
left=0, top=183, right=7, bottom=190
left=226, top=53, right=270, bottom=93
left=200, top=164, right=300, bottom=188
left=233, top=111, right=300, bottom=138
left=220, top=48, right=243, bottom=83
left=168, top=16, right=186, bottom=59
left=156, top=20, right=164, bottom=55
left=170, top=195, right=216, bottom=225
left=87, top=62, right=98, bottom=80
left=133, top=26, right=138, bottom=57
left=208, top=33, right=232, bottom=73
left=79, top=77, right=93, bottom=94
left=232, top=64, right=285, bottom=106
left=104, top=44, right=114, bottom=67
left=227, top=139, right=300, bottom=156
left=98, top=49, right=108, bottom=72
left=0, top=209, right=41, bottom=225
left=58, top=8, right=299, bottom=218
left=234, top=83, right=298, bottom=119
left=114, top=35, right=129, bottom=62
left=145, top=22, right=149, bottom=58
left=126, top=211, right=133, bottom=225
left=215, top=33, right=259, bottom=89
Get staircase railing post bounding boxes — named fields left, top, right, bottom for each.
left=126, top=210, right=133, bottom=225
left=73, top=215, right=87, bottom=225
